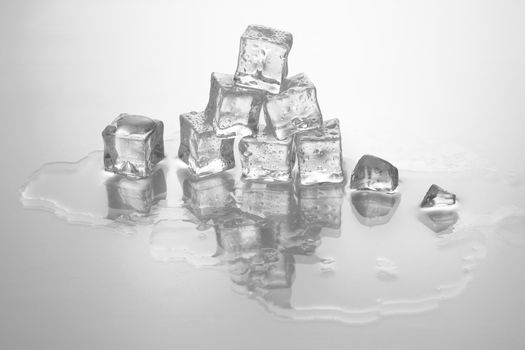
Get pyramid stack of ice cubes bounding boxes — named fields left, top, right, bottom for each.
left=178, top=24, right=345, bottom=185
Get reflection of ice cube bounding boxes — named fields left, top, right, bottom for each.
left=297, top=183, right=344, bottom=229
left=264, top=73, right=323, bottom=140
left=419, top=210, right=459, bottom=234
left=239, top=130, right=295, bottom=183
left=205, top=72, right=265, bottom=138
left=102, top=114, right=164, bottom=178
left=178, top=111, right=235, bottom=177
left=105, top=167, right=166, bottom=219
left=234, top=25, right=293, bottom=94
left=277, top=219, right=322, bottom=255
left=351, top=191, right=401, bottom=226
left=295, top=119, right=344, bottom=185
left=250, top=249, right=295, bottom=289
left=183, top=173, right=235, bottom=221
left=420, top=184, right=457, bottom=208
left=350, top=155, right=399, bottom=192
left=238, top=182, right=295, bottom=219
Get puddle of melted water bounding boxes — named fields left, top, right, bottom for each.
left=20, top=139, right=525, bottom=325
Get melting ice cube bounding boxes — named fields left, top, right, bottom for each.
left=295, top=119, right=344, bottom=185
left=420, top=184, right=457, bottom=208
left=234, top=25, right=293, bottom=94
left=350, top=154, right=399, bottom=192
left=205, top=72, right=266, bottom=138
left=264, top=73, right=323, bottom=140
left=102, top=114, right=164, bottom=178
left=178, top=111, right=235, bottom=177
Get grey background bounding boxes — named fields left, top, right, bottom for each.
left=1, top=0, right=525, bottom=349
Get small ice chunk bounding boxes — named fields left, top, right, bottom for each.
left=419, top=210, right=459, bottom=234
left=264, top=73, right=323, bottom=140
left=178, top=111, right=235, bottom=177
left=183, top=173, right=235, bottom=221
left=102, top=114, right=164, bottom=178
left=234, top=25, right=293, bottom=94
left=297, top=183, right=344, bottom=229
left=106, top=167, right=166, bottom=218
left=205, top=72, right=266, bottom=138
left=351, top=192, right=401, bottom=226
left=238, top=182, right=295, bottom=219
left=350, top=155, right=399, bottom=192
left=295, top=119, right=344, bottom=185
left=239, top=130, right=295, bottom=183
left=420, top=184, right=456, bottom=208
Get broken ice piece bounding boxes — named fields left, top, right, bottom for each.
left=419, top=210, right=459, bottom=234
left=183, top=173, right=235, bottom=221
left=106, top=167, right=166, bottom=219
left=350, top=155, right=399, bottom=192
left=178, top=111, right=235, bottom=177
left=264, top=73, right=323, bottom=140
left=239, top=130, right=295, bottom=183
left=420, top=184, right=456, bottom=208
left=238, top=182, right=295, bottom=219
left=234, top=25, right=293, bottom=94
left=297, top=183, right=344, bottom=229
left=102, top=114, right=164, bottom=178
left=295, top=119, right=344, bottom=185
left=351, top=191, right=401, bottom=227
left=205, top=72, right=266, bottom=138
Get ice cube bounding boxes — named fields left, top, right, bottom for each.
left=351, top=191, right=401, bottom=226
left=183, top=173, right=235, bottom=221
left=205, top=72, right=266, bottom=138
left=420, top=184, right=456, bottom=208
left=178, top=111, right=235, bottom=177
left=297, top=183, right=344, bottom=229
left=350, top=155, right=399, bottom=192
left=238, top=130, right=295, bottom=183
left=264, top=73, right=323, bottom=140
left=295, top=119, right=344, bottom=185
left=238, top=182, right=295, bottom=219
left=234, top=25, right=293, bottom=94
left=419, top=210, right=459, bottom=234
left=102, top=114, right=164, bottom=178
left=106, top=167, right=166, bottom=219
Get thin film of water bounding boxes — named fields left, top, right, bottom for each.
left=20, top=138, right=525, bottom=325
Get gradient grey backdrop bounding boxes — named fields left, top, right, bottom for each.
left=1, top=1, right=525, bottom=349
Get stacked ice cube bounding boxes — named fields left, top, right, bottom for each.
left=179, top=24, right=344, bottom=186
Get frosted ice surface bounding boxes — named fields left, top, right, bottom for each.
left=297, top=183, right=344, bottom=229
left=351, top=192, right=401, bottom=226
left=295, top=119, right=344, bottom=185
left=350, top=155, right=399, bottom=192
left=205, top=72, right=266, bottom=138
left=265, top=73, right=323, bottom=140
left=239, top=130, right=295, bottom=183
left=102, top=114, right=164, bottom=178
left=420, top=184, right=457, bottom=208
left=178, top=111, right=235, bottom=177
left=234, top=25, right=293, bottom=94
left=419, top=210, right=459, bottom=234
left=183, top=173, right=235, bottom=221
left=106, top=167, right=166, bottom=220
left=238, top=182, right=295, bottom=219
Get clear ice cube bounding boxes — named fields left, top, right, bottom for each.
left=350, top=154, right=399, bottom=192
left=420, top=184, right=457, bottom=208
left=178, top=111, right=235, bottom=177
left=205, top=72, right=266, bottom=138
left=239, top=130, right=295, bottom=183
left=297, top=183, right=345, bottom=229
left=183, top=173, right=235, bottom=221
left=102, top=114, right=164, bottom=178
left=264, top=73, right=323, bottom=140
left=295, top=119, right=344, bottom=185
left=234, top=25, right=293, bottom=94
left=351, top=191, right=401, bottom=227
left=238, top=182, right=295, bottom=219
